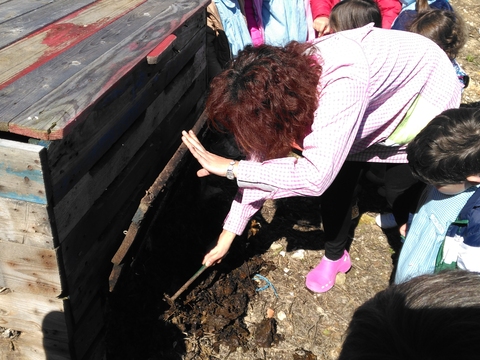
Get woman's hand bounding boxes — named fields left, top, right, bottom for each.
left=313, top=16, right=331, bottom=37
left=182, top=130, right=235, bottom=178
left=203, top=230, right=236, bottom=267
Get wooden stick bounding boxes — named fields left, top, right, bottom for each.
left=164, top=264, right=207, bottom=304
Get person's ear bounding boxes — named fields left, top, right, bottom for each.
left=466, top=175, right=480, bottom=184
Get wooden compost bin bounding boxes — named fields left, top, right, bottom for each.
left=0, top=0, right=209, bottom=358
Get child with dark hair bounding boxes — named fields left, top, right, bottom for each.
left=329, top=0, right=382, bottom=32
left=339, top=270, right=480, bottom=360
left=310, top=0, right=400, bottom=35
left=395, top=108, right=480, bottom=284
left=406, top=5, right=469, bottom=87
left=391, top=0, right=453, bottom=30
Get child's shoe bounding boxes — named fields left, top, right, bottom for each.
left=305, top=250, right=351, bottom=293
left=375, top=213, right=398, bottom=229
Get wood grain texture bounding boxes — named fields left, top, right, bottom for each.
left=0, top=139, right=48, bottom=204
left=0, top=291, right=69, bottom=360
left=0, top=197, right=53, bottom=249
left=0, top=241, right=62, bottom=297
left=146, top=34, right=177, bottom=64
left=0, top=0, right=147, bottom=90
left=0, top=329, right=70, bottom=360
left=44, top=11, right=206, bottom=205
left=0, top=0, right=208, bottom=138
left=71, top=295, right=103, bottom=360
left=53, top=45, right=206, bottom=242
left=0, top=0, right=96, bottom=49
left=0, top=291, right=66, bottom=336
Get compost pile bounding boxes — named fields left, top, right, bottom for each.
left=163, top=255, right=281, bottom=355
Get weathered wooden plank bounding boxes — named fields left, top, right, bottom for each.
left=0, top=139, right=48, bottom=204
left=147, top=34, right=177, bottom=65
left=77, top=329, right=106, bottom=360
left=45, top=18, right=206, bottom=204
left=0, top=0, right=147, bottom=91
left=0, top=241, right=62, bottom=297
left=0, top=198, right=53, bottom=249
left=0, top=0, right=54, bottom=26
left=0, top=0, right=196, bottom=132
left=53, top=45, right=206, bottom=242
left=64, top=81, right=206, bottom=324
left=0, top=290, right=67, bottom=337
left=2, top=1, right=207, bottom=138
left=71, top=295, right=103, bottom=360
left=0, top=0, right=97, bottom=49
left=0, top=328, right=70, bottom=360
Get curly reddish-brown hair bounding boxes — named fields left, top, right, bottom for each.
left=206, top=41, right=322, bottom=161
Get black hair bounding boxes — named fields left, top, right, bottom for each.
left=329, top=0, right=382, bottom=32
left=407, top=108, right=480, bottom=185
left=339, top=270, right=480, bottom=360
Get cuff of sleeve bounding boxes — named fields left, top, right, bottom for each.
left=223, top=213, right=249, bottom=236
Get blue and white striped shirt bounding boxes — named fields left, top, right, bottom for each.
left=395, top=185, right=477, bottom=284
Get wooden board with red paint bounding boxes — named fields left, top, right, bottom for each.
left=0, top=0, right=206, bottom=139
left=0, top=0, right=96, bottom=48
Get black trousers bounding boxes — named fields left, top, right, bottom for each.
left=321, top=161, right=424, bottom=261
left=320, top=161, right=365, bottom=260
left=384, top=163, right=425, bottom=225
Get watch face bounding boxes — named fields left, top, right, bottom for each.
left=226, top=161, right=235, bottom=180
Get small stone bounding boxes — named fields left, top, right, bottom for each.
left=291, top=249, right=305, bottom=260
left=336, top=272, right=346, bottom=285
left=270, top=243, right=283, bottom=251
left=277, top=311, right=287, bottom=321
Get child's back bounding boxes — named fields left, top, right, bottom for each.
left=395, top=108, right=480, bottom=284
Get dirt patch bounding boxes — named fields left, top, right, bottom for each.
left=454, top=0, right=480, bottom=105
left=106, top=1, right=479, bottom=358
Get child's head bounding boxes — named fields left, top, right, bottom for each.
left=406, top=7, right=467, bottom=60
left=329, top=0, right=382, bottom=32
left=407, top=108, right=480, bottom=193
left=339, top=270, right=480, bottom=360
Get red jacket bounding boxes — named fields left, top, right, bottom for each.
left=310, top=0, right=401, bottom=29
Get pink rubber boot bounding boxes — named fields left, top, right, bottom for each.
left=305, top=250, right=351, bottom=293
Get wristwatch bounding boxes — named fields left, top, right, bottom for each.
left=226, top=160, right=236, bottom=180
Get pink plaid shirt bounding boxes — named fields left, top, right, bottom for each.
left=224, top=25, right=462, bottom=235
